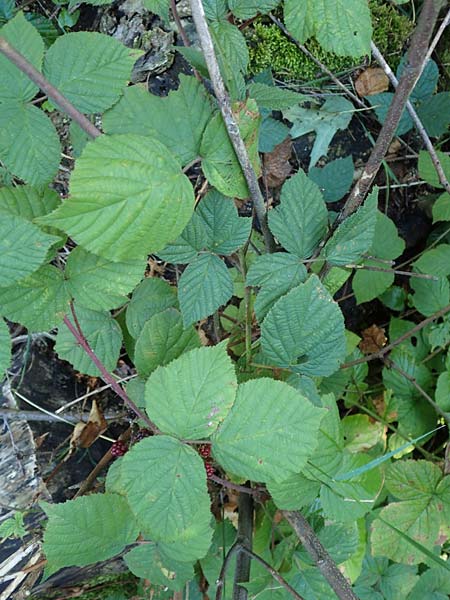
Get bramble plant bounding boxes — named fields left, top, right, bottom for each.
left=1, top=0, right=450, bottom=599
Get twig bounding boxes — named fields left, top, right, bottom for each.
left=234, top=492, right=253, bottom=600
left=216, top=542, right=240, bottom=600
left=238, top=546, right=305, bottom=600
left=338, top=0, right=440, bottom=221
left=283, top=511, right=359, bottom=600
left=0, top=408, right=121, bottom=423
left=268, top=14, right=366, bottom=109
left=422, top=7, right=450, bottom=69
left=371, top=41, right=450, bottom=194
left=209, top=474, right=262, bottom=496
left=347, top=264, right=438, bottom=279
left=0, top=37, right=101, bottom=139
left=170, top=0, right=191, bottom=48
left=384, top=357, right=450, bottom=425
left=341, top=303, right=450, bottom=369
left=64, top=304, right=159, bottom=433
left=55, top=374, right=136, bottom=414
left=189, top=0, right=275, bottom=252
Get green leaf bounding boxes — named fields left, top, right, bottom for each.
left=200, top=102, right=260, bottom=199
left=419, top=150, right=450, bottom=188
left=0, top=213, right=60, bottom=286
left=145, top=343, right=237, bottom=439
left=308, top=157, right=354, bottom=203
left=0, top=12, right=44, bottom=102
left=353, top=211, right=405, bottom=304
left=258, top=117, right=289, bottom=153
left=436, top=371, right=450, bottom=412
left=228, top=0, right=280, bottom=19
left=355, top=557, right=418, bottom=600
left=103, top=75, right=213, bottom=166
left=320, top=453, right=383, bottom=522
left=383, top=347, right=432, bottom=401
left=0, top=318, right=11, bottom=379
left=247, top=253, right=308, bottom=321
left=371, top=461, right=450, bottom=564
left=283, top=96, right=354, bottom=168
left=212, top=378, right=324, bottom=482
left=134, top=308, right=200, bottom=379
left=408, top=567, right=450, bottom=600
left=69, top=121, right=90, bottom=159
left=197, top=190, right=252, bottom=254
left=178, top=253, right=233, bottom=326
left=0, top=185, right=60, bottom=221
left=410, top=276, right=449, bottom=317
left=267, top=472, right=320, bottom=510
left=41, top=493, right=139, bottom=575
left=55, top=306, right=122, bottom=376
left=65, top=247, right=145, bottom=311
left=0, top=512, right=26, bottom=540
left=157, top=212, right=208, bottom=264
left=416, top=93, right=450, bottom=138
left=368, top=92, right=413, bottom=136
left=433, top=193, right=450, bottom=223
left=0, top=101, right=60, bottom=185
left=323, top=190, right=378, bottom=266
left=0, top=265, right=70, bottom=331
left=142, top=0, right=170, bottom=20
left=119, top=436, right=212, bottom=545
left=126, top=278, right=177, bottom=339
left=268, top=170, right=328, bottom=259
left=247, top=82, right=304, bottom=110
left=284, top=0, right=372, bottom=57
left=124, top=544, right=194, bottom=591
left=203, top=0, right=228, bottom=21
left=40, top=134, right=195, bottom=260
left=261, top=275, right=346, bottom=377
left=414, top=245, right=450, bottom=277
left=210, top=20, right=248, bottom=100
left=43, top=32, right=138, bottom=114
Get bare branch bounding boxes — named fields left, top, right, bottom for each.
left=0, top=36, right=101, bottom=139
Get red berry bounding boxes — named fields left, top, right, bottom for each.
left=198, top=444, right=211, bottom=458
left=135, top=428, right=152, bottom=442
left=110, top=440, right=128, bottom=457
left=205, top=463, right=215, bottom=479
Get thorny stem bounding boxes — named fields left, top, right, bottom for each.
left=239, top=248, right=253, bottom=366
left=0, top=37, right=101, bottom=139
left=283, top=511, right=359, bottom=600
left=371, top=41, right=450, bottom=194
left=64, top=304, right=159, bottom=433
left=189, top=0, right=275, bottom=252
left=341, top=303, right=450, bottom=369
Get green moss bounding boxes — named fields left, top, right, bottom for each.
left=247, top=0, right=414, bottom=81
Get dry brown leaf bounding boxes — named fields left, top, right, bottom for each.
left=69, top=399, right=107, bottom=451
left=359, top=324, right=387, bottom=354
left=355, top=68, right=389, bottom=97
left=263, top=137, right=292, bottom=188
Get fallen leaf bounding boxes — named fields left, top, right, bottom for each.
left=263, top=138, right=292, bottom=188
left=69, top=400, right=107, bottom=450
left=355, top=67, right=389, bottom=97
left=359, top=324, right=387, bottom=354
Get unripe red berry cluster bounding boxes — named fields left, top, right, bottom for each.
left=110, top=440, right=128, bottom=457
left=198, top=444, right=211, bottom=458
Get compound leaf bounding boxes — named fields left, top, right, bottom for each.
left=55, top=306, right=122, bottom=377
left=43, top=32, right=138, bottom=114
left=0, top=213, right=60, bottom=286
left=178, top=253, right=233, bottom=326
left=0, top=11, right=44, bottom=102
left=40, top=134, right=195, bottom=260
left=65, top=247, right=146, bottom=311
left=157, top=211, right=208, bottom=264
left=0, top=318, right=11, bottom=379
left=103, top=75, right=213, bottom=166
left=0, top=101, right=60, bottom=185
left=134, top=308, right=200, bottom=378
left=268, top=169, right=327, bottom=258
left=145, top=343, right=237, bottom=439
left=197, top=190, right=251, bottom=255
left=212, top=378, right=324, bottom=482
left=120, top=436, right=212, bottom=545
left=261, top=275, right=346, bottom=377
left=323, top=189, right=378, bottom=266
left=284, top=0, right=372, bottom=57
left=126, top=277, right=177, bottom=338
left=42, top=493, right=139, bottom=575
